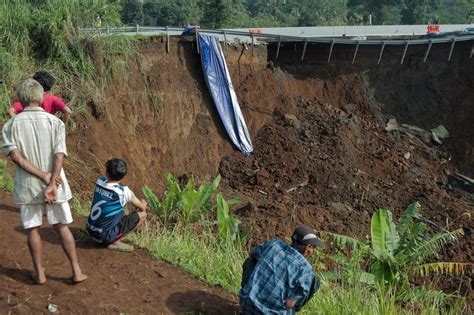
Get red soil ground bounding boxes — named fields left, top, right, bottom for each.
left=0, top=191, right=238, bottom=314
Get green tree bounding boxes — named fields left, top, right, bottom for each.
left=348, top=0, right=401, bottom=25
left=297, top=0, right=348, bottom=26
left=200, top=0, right=249, bottom=28
left=122, top=0, right=144, bottom=25
left=401, top=0, right=442, bottom=24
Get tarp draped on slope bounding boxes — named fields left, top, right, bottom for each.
left=198, top=34, right=253, bottom=156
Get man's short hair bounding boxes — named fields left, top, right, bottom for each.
left=32, top=71, right=55, bottom=92
left=105, top=158, right=128, bottom=181
left=16, top=79, right=44, bottom=107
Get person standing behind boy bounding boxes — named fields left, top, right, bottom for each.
left=86, top=159, right=147, bottom=252
left=8, top=71, right=72, bottom=123
left=0, top=79, right=87, bottom=284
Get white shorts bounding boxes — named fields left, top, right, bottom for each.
left=20, top=202, right=73, bottom=229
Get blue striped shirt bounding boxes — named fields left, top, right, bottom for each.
left=240, top=240, right=315, bottom=315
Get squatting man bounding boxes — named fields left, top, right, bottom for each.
left=240, top=225, right=322, bottom=314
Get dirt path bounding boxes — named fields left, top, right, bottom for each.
left=0, top=191, right=238, bottom=314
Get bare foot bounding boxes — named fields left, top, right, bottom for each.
left=71, top=274, right=88, bottom=284
left=32, top=267, right=46, bottom=285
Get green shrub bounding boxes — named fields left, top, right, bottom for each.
left=143, top=173, right=223, bottom=224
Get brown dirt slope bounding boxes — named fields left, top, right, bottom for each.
left=64, top=37, right=472, bottom=295
left=0, top=191, right=238, bottom=314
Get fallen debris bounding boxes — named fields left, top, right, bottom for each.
left=286, top=180, right=309, bottom=193
left=448, top=173, right=474, bottom=193
left=431, top=125, right=450, bottom=140
left=47, top=304, right=59, bottom=313
left=385, top=118, right=398, bottom=131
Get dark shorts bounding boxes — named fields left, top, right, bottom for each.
left=114, top=212, right=140, bottom=241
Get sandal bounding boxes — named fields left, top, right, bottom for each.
left=107, top=242, right=134, bottom=252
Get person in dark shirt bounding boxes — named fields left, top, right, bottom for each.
left=86, top=158, right=147, bottom=252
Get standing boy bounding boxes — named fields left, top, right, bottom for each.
left=86, top=158, right=147, bottom=252
left=8, top=71, right=72, bottom=123
left=1, top=79, right=86, bottom=284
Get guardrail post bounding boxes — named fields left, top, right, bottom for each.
left=301, top=38, right=308, bottom=61
left=276, top=36, right=281, bottom=60
left=195, top=29, right=200, bottom=55
left=377, top=41, right=386, bottom=65
left=448, top=38, right=456, bottom=61
left=223, top=31, right=227, bottom=44
left=166, top=26, right=170, bottom=53
left=327, top=40, right=335, bottom=63
left=107, top=26, right=110, bottom=34
left=401, top=41, right=409, bottom=64
left=136, top=24, right=139, bottom=33
left=352, top=41, right=360, bottom=64
left=251, top=32, right=254, bottom=56
left=423, top=40, right=433, bottom=63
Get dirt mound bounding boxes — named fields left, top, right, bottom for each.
left=220, top=96, right=471, bottom=245
left=218, top=95, right=473, bottom=299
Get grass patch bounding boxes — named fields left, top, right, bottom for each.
left=129, top=222, right=245, bottom=293
left=0, top=159, right=13, bottom=192
left=0, top=1, right=136, bottom=124
left=128, top=219, right=469, bottom=315
left=131, top=178, right=470, bottom=314
left=71, top=197, right=91, bottom=218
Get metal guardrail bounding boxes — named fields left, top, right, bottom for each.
left=81, top=25, right=474, bottom=63
left=81, top=25, right=474, bottom=45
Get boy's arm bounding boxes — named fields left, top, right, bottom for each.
left=9, top=102, right=23, bottom=117
left=9, top=149, right=51, bottom=184
left=61, top=106, right=72, bottom=123
left=51, top=95, right=71, bottom=123
left=129, top=190, right=147, bottom=212
left=7, top=107, right=17, bottom=117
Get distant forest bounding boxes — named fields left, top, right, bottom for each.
left=121, top=0, right=473, bottom=28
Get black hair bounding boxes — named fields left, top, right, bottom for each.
left=105, top=158, right=128, bottom=181
left=32, top=71, right=55, bottom=92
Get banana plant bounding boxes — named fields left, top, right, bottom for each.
left=177, top=174, right=221, bottom=224
left=216, top=193, right=242, bottom=246
left=324, top=202, right=470, bottom=290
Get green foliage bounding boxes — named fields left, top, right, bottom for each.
left=142, top=173, right=245, bottom=248
left=136, top=0, right=471, bottom=28
left=128, top=222, right=246, bottom=292
left=326, top=202, right=470, bottom=305
left=122, top=0, right=144, bottom=25
left=71, top=197, right=91, bottom=217
left=0, top=0, right=135, bottom=124
left=178, top=174, right=221, bottom=223
left=216, top=193, right=242, bottom=245
left=0, top=159, right=14, bottom=193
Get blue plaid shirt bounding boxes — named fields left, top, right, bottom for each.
left=239, top=240, right=315, bottom=315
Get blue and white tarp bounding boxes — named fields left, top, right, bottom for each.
left=198, top=34, right=253, bottom=156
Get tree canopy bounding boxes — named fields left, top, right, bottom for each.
left=119, top=0, right=473, bottom=27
